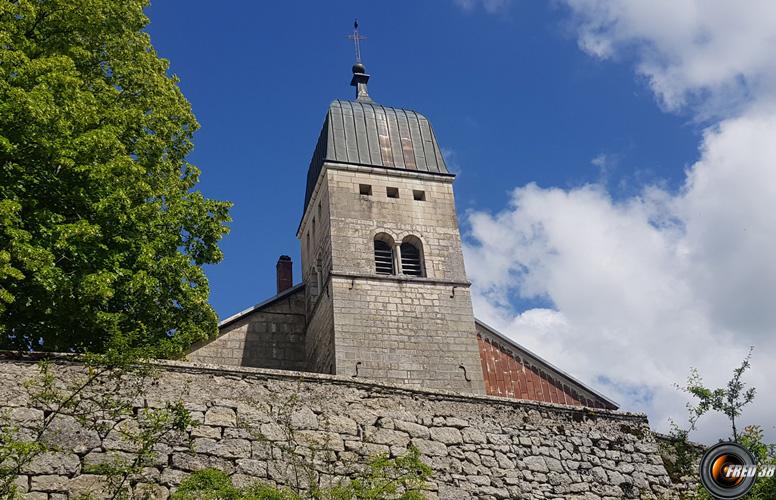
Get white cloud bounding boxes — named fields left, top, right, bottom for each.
left=464, top=1, right=776, bottom=442
left=590, top=153, right=618, bottom=182
left=441, top=147, right=463, bottom=176
left=563, top=0, right=776, bottom=116
left=455, top=0, right=511, bottom=14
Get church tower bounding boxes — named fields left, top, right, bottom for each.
left=189, top=25, right=616, bottom=411
left=297, top=46, right=485, bottom=393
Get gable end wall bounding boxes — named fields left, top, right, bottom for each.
left=187, top=287, right=306, bottom=370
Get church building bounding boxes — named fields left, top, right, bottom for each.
left=187, top=56, right=616, bottom=411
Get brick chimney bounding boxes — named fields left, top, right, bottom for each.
left=276, top=255, right=293, bottom=294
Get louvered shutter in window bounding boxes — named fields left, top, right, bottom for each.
left=400, top=242, right=423, bottom=277
left=374, top=240, right=394, bottom=275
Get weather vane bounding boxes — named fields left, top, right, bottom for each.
left=347, top=19, right=367, bottom=64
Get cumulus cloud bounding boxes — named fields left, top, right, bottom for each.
left=464, top=1, right=776, bottom=442
left=564, top=0, right=776, bottom=116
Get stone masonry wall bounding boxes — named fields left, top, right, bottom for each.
left=186, top=287, right=306, bottom=370
left=0, top=356, right=675, bottom=499
left=326, top=166, right=466, bottom=282
left=300, top=168, right=336, bottom=374
left=331, top=275, right=485, bottom=394
left=322, top=165, right=486, bottom=393
left=305, top=286, right=336, bottom=374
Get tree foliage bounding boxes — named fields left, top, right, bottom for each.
left=0, top=358, right=195, bottom=499
left=680, top=346, right=756, bottom=441
left=0, top=0, right=230, bottom=356
left=669, top=347, right=776, bottom=499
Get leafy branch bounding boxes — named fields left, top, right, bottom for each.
left=0, top=355, right=194, bottom=499
left=678, top=346, right=756, bottom=441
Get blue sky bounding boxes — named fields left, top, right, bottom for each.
left=145, top=1, right=697, bottom=319
left=146, top=1, right=776, bottom=439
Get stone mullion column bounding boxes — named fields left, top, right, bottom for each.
left=394, top=243, right=402, bottom=275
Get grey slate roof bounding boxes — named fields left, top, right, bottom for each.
left=304, top=100, right=450, bottom=214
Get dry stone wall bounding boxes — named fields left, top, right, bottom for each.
left=0, top=356, right=675, bottom=499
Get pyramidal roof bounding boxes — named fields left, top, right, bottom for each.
left=303, top=65, right=451, bottom=216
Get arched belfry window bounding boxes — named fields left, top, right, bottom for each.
left=374, top=235, right=395, bottom=275
left=400, top=238, right=424, bottom=277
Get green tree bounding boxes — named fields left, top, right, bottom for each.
left=0, top=0, right=230, bottom=357
left=738, top=425, right=776, bottom=499
left=680, top=347, right=756, bottom=441
left=669, top=348, right=776, bottom=499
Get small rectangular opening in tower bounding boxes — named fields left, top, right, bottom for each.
left=359, top=184, right=372, bottom=196
left=386, top=187, right=399, bottom=198
left=413, top=190, right=426, bottom=201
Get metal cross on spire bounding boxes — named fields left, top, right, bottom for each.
left=347, top=19, right=372, bottom=102
left=347, top=19, right=367, bottom=64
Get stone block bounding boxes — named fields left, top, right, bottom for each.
left=411, top=438, right=448, bottom=457
left=22, top=452, right=80, bottom=475
left=193, top=437, right=251, bottom=458
left=296, top=430, right=345, bottom=452
left=290, top=406, right=319, bottom=430
left=30, top=475, right=68, bottom=492
left=445, top=417, right=469, bottom=428
left=67, top=474, right=113, bottom=499
left=223, top=427, right=253, bottom=439
left=190, top=424, right=222, bottom=439
left=522, top=456, right=548, bottom=473
left=9, top=407, right=43, bottom=427
left=41, top=415, right=101, bottom=454
left=461, top=427, right=487, bottom=444
left=14, top=474, right=29, bottom=493
left=235, top=458, right=268, bottom=478
left=204, top=406, right=237, bottom=427
left=259, top=422, right=286, bottom=442
left=83, top=450, right=135, bottom=469
left=104, top=419, right=142, bottom=452
left=325, top=415, right=358, bottom=435
left=160, top=467, right=188, bottom=486
left=134, top=482, right=170, bottom=500
left=22, top=493, right=48, bottom=500
left=171, top=452, right=235, bottom=474
left=495, top=451, right=514, bottom=469
left=429, top=427, right=463, bottom=445
left=395, top=420, right=430, bottom=438
left=345, top=440, right=390, bottom=456
left=367, top=428, right=410, bottom=447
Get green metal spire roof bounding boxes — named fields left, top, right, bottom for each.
left=304, top=99, right=450, bottom=215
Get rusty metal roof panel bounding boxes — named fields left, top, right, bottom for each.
left=384, top=107, right=405, bottom=169
left=352, top=102, right=371, bottom=165
left=362, top=104, right=382, bottom=166
left=303, top=99, right=450, bottom=215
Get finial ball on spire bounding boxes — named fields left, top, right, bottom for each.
left=347, top=19, right=372, bottom=101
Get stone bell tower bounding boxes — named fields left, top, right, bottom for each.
left=297, top=41, right=484, bottom=393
